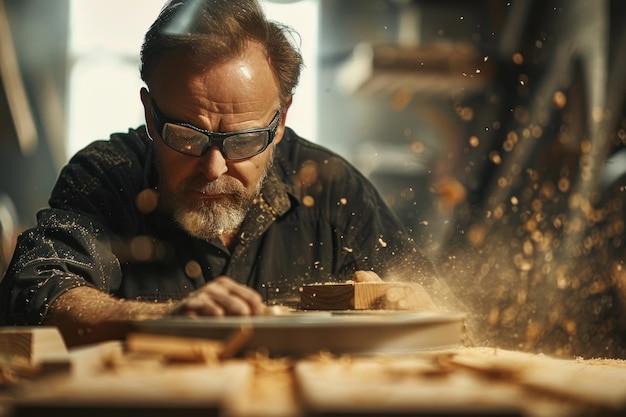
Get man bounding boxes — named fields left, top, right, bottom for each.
left=0, top=0, right=438, bottom=345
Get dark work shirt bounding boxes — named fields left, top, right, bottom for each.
left=0, top=126, right=436, bottom=325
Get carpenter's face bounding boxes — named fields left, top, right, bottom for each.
left=141, top=42, right=288, bottom=240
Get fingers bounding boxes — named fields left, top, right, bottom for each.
left=172, top=276, right=266, bottom=318
left=351, top=272, right=437, bottom=311
left=352, top=270, right=383, bottom=283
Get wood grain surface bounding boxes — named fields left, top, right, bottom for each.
left=0, top=327, right=67, bottom=365
left=300, top=281, right=435, bottom=310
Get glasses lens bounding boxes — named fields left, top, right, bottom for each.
left=162, top=123, right=209, bottom=156
left=223, top=132, right=270, bottom=159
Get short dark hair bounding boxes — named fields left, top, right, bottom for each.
left=140, top=0, right=303, bottom=105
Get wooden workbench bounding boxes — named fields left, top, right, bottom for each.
left=1, top=327, right=626, bottom=417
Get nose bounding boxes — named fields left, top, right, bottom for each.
left=197, top=146, right=228, bottom=181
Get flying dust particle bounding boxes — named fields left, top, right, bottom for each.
left=562, top=319, right=577, bottom=336
left=136, top=189, right=159, bottom=214
left=553, top=91, right=567, bottom=109
left=513, top=106, right=530, bottom=124
left=302, top=195, right=315, bottom=207
left=558, top=177, right=571, bottom=193
left=298, top=160, right=319, bottom=188
left=130, top=236, right=154, bottom=261
left=592, top=107, right=605, bottom=123
left=489, top=151, right=502, bottom=165
left=411, top=141, right=425, bottom=154
left=518, top=74, right=529, bottom=87
left=392, top=89, right=413, bottom=110
left=400, top=187, right=415, bottom=200
left=467, top=224, right=486, bottom=246
left=457, top=106, right=474, bottom=122
left=185, top=260, right=202, bottom=278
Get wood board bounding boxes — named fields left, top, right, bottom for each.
left=295, top=356, right=527, bottom=416
left=447, top=348, right=626, bottom=410
left=11, top=359, right=252, bottom=417
left=294, top=348, right=626, bottom=416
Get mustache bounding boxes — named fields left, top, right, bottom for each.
left=181, top=176, right=246, bottom=197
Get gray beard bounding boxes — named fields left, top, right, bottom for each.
left=174, top=195, right=249, bottom=241
left=168, top=156, right=273, bottom=241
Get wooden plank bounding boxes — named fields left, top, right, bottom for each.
left=447, top=347, right=626, bottom=410
left=294, top=349, right=623, bottom=416
left=295, top=355, right=528, bottom=416
left=300, top=282, right=435, bottom=310
left=12, top=359, right=253, bottom=417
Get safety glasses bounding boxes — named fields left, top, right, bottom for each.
left=150, top=99, right=281, bottom=160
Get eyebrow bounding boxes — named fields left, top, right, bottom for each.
left=150, top=99, right=280, bottom=134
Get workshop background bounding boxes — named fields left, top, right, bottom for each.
left=1, top=0, right=625, bottom=358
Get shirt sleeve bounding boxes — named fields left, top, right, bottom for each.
left=0, top=208, right=122, bottom=325
left=0, top=131, right=150, bottom=325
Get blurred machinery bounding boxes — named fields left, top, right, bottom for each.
left=324, top=0, right=626, bottom=357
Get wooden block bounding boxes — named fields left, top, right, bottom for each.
left=300, top=282, right=434, bottom=311
left=0, top=327, right=69, bottom=383
left=0, top=327, right=68, bottom=365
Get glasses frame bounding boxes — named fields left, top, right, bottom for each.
left=150, top=98, right=282, bottom=160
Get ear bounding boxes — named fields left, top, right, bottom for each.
left=281, top=95, right=293, bottom=127
left=140, top=87, right=156, bottom=140
left=274, top=96, right=293, bottom=144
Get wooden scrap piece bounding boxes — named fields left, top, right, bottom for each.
left=126, top=333, right=224, bottom=363
left=125, top=325, right=253, bottom=363
left=300, top=281, right=434, bottom=311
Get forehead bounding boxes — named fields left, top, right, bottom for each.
left=147, top=43, right=280, bottom=108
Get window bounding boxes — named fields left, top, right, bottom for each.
left=66, top=0, right=318, bottom=159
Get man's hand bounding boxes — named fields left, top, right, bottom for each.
left=43, top=277, right=265, bottom=346
left=351, top=270, right=437, bottom=311
left=352, top=270, right=383, bottom=282
left=171, top=276, right=266, bottom=317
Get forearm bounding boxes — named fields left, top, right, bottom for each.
left=44, top=286, right=175, bottom=347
